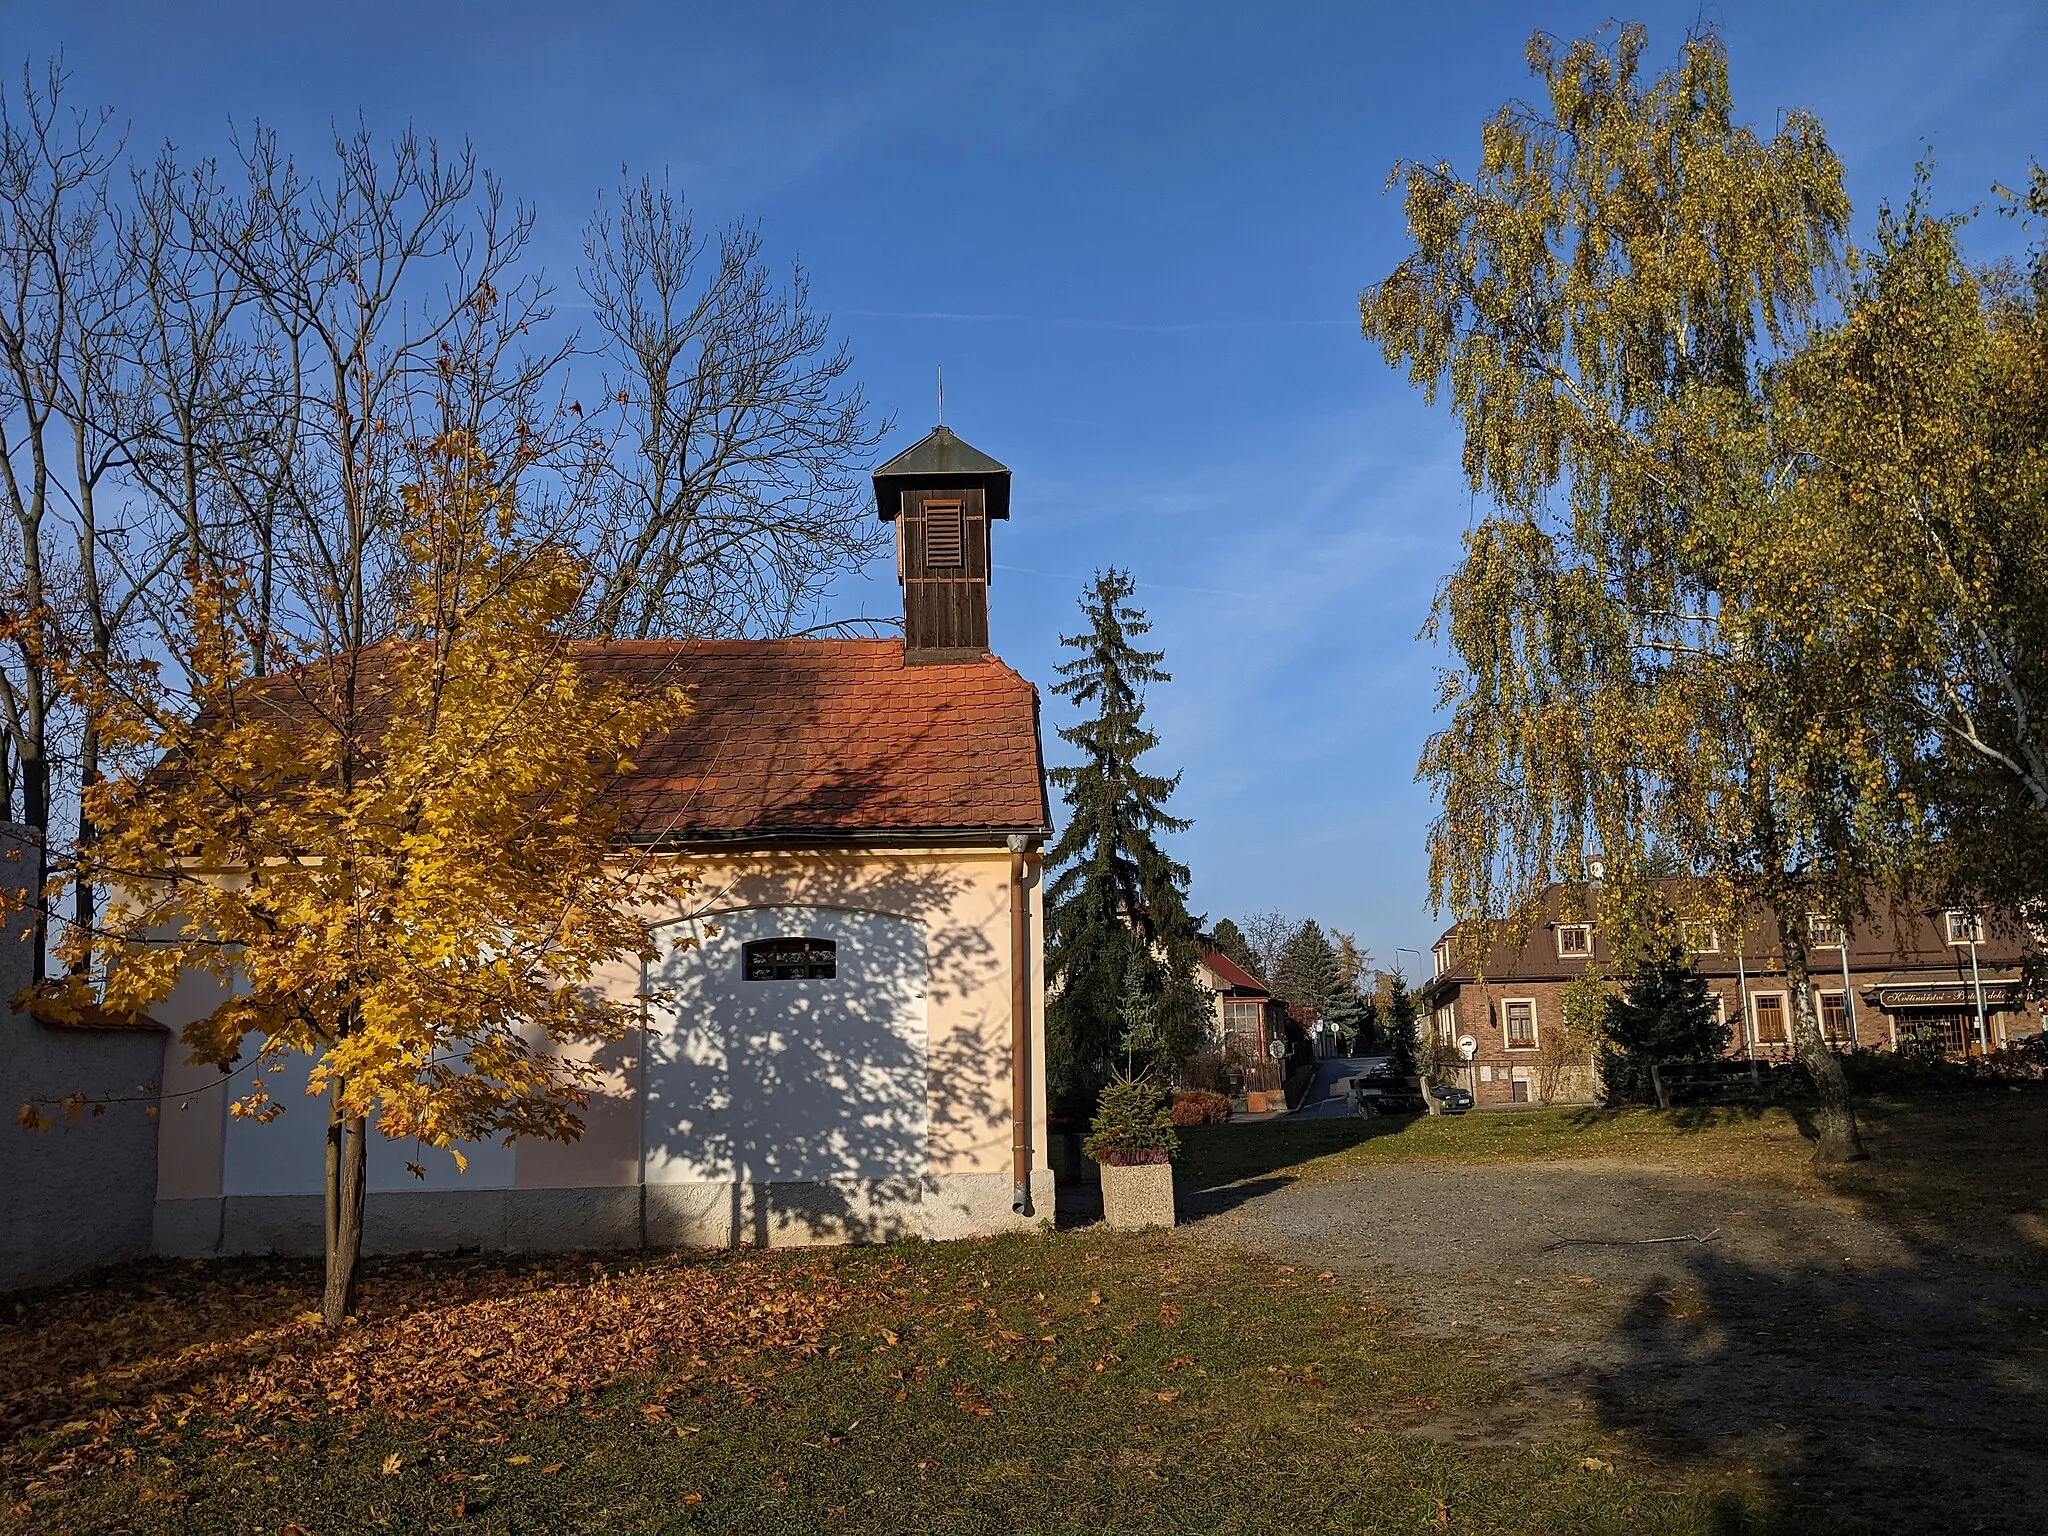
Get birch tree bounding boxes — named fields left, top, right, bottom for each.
left=1772, top=177, right=2048, bottom=913
left=1361, top=22, right=1873, bottom=1158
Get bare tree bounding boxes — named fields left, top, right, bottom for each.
left=578, top=172, right=887, bottom=639
left=1237, top=910, right=1298, bottom=996
left=0, top=60, right=151, bottom=973
left=188, top=122, right=565, bottom=659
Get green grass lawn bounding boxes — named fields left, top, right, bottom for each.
left=3, top=1233, right=1796, bottom=1536
left=1174, top=1102, right=1828, bottom=1194
left=15, top=1096, right=2040, bottom=1534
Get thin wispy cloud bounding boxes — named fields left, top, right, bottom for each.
left=843, top=309, right=1350, bottom=334
left=995, top=563, right=1253, bottom=600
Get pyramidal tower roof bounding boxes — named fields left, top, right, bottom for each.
left=872, top=425, right=1011, bottom=521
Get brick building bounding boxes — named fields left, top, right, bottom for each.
left=1195, top=949, right=1289, bottom=1106
left=1418, top=886, right=2046, bottom=1109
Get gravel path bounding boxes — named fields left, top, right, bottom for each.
left=1185, top=1157, right=2048, bottom=1534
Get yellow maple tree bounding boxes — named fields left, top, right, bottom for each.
left=38, top=432, right=696, bottom=1324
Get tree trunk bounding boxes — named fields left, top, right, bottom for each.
left=1775, top=914, right=1867, bottom=1163
left=322, top=1080, right=368, bottom=1326
left=19, top=739, right=46, bottom=981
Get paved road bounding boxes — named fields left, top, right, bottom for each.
left=1287, top=1054, right=1383, bottom=1119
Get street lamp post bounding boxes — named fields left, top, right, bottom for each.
left=1966, top=925, right=1989, bottom=1056
left=1926, top=907, right=1992, bottom=1057
left=1838, top=925, right=1860, bottom=1050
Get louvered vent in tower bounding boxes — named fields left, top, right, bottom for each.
left=924, top=499, right=964, bottom=568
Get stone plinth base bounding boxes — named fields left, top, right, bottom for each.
left=152, top=1170, right=1056, bottom=1258
left=1098, top=1160, right=1175, bottom=1230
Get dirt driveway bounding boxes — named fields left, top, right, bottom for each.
left=1184, top=1152, right=2048, bottom=1535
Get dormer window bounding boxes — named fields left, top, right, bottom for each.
left=1682, top=920, right=1720, bottom=954
left=923, top=499, right=964, bottom=569
left=1944, top=910, right=1984, bottom=946
left=1808, top=915, right=1845, bottom=949
left=1433, top=940, right=1453, bottom=976
left=742, top=937, right=837, bottom=981
left=1555, top=924, right=1592, bottom=959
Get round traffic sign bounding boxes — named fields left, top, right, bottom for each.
left=1456, top=1036, right=1477, bottom=1061
left=1266, top=1038, right=1288, bottom=1060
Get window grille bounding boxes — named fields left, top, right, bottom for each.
left=1819, top=992, right=1853, bottom=1045
left=1753, top=994, right=1789, bottom=1044
left=742, top=937, right=837, bottom=981
left=1556, top=924, right=1592, bottom=958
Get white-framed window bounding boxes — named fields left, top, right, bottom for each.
left=1945, top=910, right=1984, bottom=946
left=1751, top=991, right=1789, bottom=1045
left=1818, top=989, right=1854, bottom=1045
left=1683, top=920, right=1721, bottom=955
left=1555, top=924, right=1592, bottom=959
left=1433, top=939, right=1453, bottom=977
left=1503, top=997, right=1539, bottom=1050
left=1807, top=914, right=1845, bottom=949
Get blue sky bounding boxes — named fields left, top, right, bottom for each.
left=11, top=1, right=2045, bottom=978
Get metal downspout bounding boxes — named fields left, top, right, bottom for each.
left=1008, top=836, right=1034, bottom=1216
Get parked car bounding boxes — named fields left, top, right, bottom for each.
left=1430, top=1082, right=1474, bottom=1115
left=1346, top=1073, right=1426, bottom=1118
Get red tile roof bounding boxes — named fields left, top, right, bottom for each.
left=585, top=639, right=1049, bottom=841
left=1200, top=949, right=1268, bottom=995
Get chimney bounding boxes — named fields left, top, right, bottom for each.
left=871, top=425, right=1010, bottom=665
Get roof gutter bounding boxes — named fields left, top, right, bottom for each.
left=616, top=824, right=1054, bottom=852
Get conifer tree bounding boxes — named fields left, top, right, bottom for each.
left=1598, top=943, right=1730, bottom=1105
left=1045, top=570, right=1203, bottom=1115
left=1380, top=972, right=1421, bottom=1080
left=1274, top=920, right=1357, bottom=1043
left=1207, top=917, right=1264, bottom=984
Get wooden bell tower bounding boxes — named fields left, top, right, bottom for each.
left=871, top=425, right=1011, bottom=665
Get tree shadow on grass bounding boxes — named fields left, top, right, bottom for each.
left=1172, top=1117, right=1425, bottom=1203
left=1568, top=1093, right=2048, bottom=1535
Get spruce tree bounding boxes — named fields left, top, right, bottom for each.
left=1381, top=972, right=1421, bottom=1079
left=1274, top=920, right=1356, bottom=1043
left=1598, top=943, right=1730, bottom=1106
left=1045, top=569, right=1203, bottom=1116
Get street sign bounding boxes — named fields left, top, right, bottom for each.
left=1266, top=1038, right=1288, bottom=1060
left=1456, top=1036, right=1477, bottom=1061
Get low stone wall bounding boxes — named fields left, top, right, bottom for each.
left=0, top=824, right=166, bottom=1293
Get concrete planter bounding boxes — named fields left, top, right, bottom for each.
left=1098, top=1158, right=1176, bottom=1230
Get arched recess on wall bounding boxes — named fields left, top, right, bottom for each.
left=642, top=904, right=931, bottom=1186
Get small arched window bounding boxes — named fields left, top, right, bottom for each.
left=742, top=937, right=837, bottom=981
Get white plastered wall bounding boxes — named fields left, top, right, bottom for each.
left=151, top=842, right=1050, bottom=1253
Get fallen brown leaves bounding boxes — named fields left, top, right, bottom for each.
left=1, top=1253, right=854, bottom=1489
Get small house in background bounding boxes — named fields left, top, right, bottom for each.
left=150, top=425, right=1056, bottom=1257
left=1420, top=883, right=2048, bottom=1109
left=1195, top=949, right=1289, bottom=1110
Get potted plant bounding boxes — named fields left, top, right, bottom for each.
left=1084, top=1073, right=1178, bottom=1230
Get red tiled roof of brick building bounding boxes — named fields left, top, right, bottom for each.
left=586, top=639, right=1049, bottom=841
left=1199, top=949, right=1269, bottom=995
